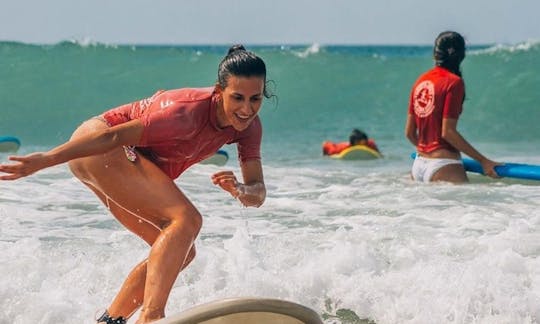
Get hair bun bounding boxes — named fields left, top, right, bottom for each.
left=227, top=44, right=246, bottom=56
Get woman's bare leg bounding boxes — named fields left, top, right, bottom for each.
left=79, top=182, right=197, bottom=320
left=104, top=248, right=196, bottom=319
left=69, top=119, right=202, bottom=323
left=80, top=183, right=157, bottom=318
left=138, top=207, right=201, bottom=322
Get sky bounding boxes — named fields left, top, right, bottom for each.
left=1, top=0, right=539, bottom=46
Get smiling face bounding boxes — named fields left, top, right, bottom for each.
left=216, top=75, right=265, bottom=131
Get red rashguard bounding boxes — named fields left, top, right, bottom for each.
left=408, top=66, right=464, bottom=153
left=102, top=87, right=262, bottom=179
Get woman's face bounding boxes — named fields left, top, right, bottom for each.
left=217, top=75, right=265, bottom=131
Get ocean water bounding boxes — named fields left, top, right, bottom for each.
left=1, top=41, right=540, bottom=324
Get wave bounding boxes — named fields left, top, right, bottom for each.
left=292, top=43, right=321, bottom=58
left=469, top=39, right=540, bottom=55
left=5, top=39, right=537, bottom=59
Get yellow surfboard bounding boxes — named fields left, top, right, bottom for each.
left=153, top=297, right=323, bottom=324
left=330, top=145, right=382, bottom=160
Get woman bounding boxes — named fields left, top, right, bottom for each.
left=0, top=45, right=270, bottom=324
left=405, top=31, right=499, bottom=183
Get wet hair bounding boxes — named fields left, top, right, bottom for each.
left=217, top=44, right=272, bottom=98
left=349, top=129, right=368, bottom=145
left=433, top=31, right=466, bottom=77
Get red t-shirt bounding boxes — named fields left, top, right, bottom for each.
left=102, top=87, right=262, bottom=179
left=408, top=66, right=464, bottom=153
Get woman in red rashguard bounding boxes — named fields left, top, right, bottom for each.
left=0, top=45, right=272, bottom=324
left=405, top=31, right=499, bottom=183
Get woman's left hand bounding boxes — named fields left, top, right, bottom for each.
left=211, top=170, right=241, bottom=198
left=481, top=158, right=502, bottom=178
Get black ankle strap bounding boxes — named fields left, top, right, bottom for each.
left=96, top=310, right=126, bottom=324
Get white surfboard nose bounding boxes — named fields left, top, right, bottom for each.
left=153, top=297, right=323, bottom=324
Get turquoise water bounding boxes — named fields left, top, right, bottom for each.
left=1, top=41, right=540, bottom=324
left=1, top=41, right=539, bottom=153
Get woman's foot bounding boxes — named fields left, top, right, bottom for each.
left=96, top=310, right=126, bottom=324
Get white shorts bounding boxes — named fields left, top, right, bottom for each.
left=411, top=156, right=463, bottom=182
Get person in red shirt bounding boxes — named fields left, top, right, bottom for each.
left=0, top=45, right=271, bottom=324
left=322, top=128, right=380, bottom=155
left=405, top=31, right=499, bottom=183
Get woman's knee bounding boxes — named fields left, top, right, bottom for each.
left=182, top=211, right=203, bottom=237
left=163, top=209, right=203, bottom=238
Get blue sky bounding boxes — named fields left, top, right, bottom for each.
left=1, top=0, right=539, bottom=45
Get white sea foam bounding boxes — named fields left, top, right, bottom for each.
left=1, top=159, right=540, bottom=323
left=293, top=43, right=321, bottom=58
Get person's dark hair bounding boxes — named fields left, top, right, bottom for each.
left=217, top=44, right=273, bottom=98
left=433, top=31, right=466, bottom=77
left=349, top=129, right=368, bottom=145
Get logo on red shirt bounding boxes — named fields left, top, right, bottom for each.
left=160, top=99, right=174, bottom=109
left=413, top=80, right=435, bottom=117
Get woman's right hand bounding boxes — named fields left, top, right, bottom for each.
left=211, top=170, right=241, bottom=198
left=0, top=153, right=51, bottom=180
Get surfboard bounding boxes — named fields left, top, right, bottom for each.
left=200, top=150, right=229, bottom=166
left=153, top=297, right=323, bottom=324
left=410, top=153, right=540, bottom=181
left=461, top=158, right=540, bottom=181
left=0, top=136, right=21, bottom=152
left=330, top=145, right=382, bottom=160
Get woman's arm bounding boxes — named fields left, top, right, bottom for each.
left=405, top=114, right=418, bottom=147
left=441, top=118, right=499, bottom=178
left=211, top=159, right=266, bottom=207
left=0, top=119, right=144, bottom=180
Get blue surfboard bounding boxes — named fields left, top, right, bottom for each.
left=410, top=153, right=540, bottom=181
left=0, top=136, right=21, bottom=152
left=461, top=158, right=540, bottom=181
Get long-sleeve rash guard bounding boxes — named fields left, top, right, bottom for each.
left=102, top=87, right=262, bottom=179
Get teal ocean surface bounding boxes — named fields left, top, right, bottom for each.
left=1, top=41, right=540, bottom=324
left=2, top=41, right=540, bottom=153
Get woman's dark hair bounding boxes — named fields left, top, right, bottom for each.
left=349, top=129, right=368, bottom=145
left=434, top=31, right=466, bottom=77
left=217, top=44, right=272, bottom=98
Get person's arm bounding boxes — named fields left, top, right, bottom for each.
left=211, top=159, right=266, bottom=207
left=441, top=118, right=499, bottom=178
left=0, top=119, right=144, bottom=180
left=405, top=114, right=418, bottom=147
